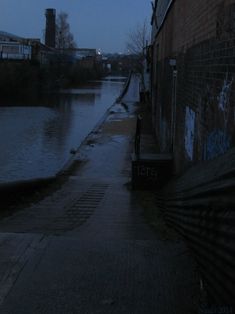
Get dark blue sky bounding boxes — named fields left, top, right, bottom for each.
left=0, top=0, right=151, bottom=53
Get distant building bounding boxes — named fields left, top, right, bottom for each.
left=57, top=48, right=101, bottom=69
left=0, top=31, right=32, bottom=60
left=72, top=48, right=97, bottom=60
left=0, top=30, right=60, bottom=64
left=0, top=26, right=101, bottom=71
left=0, top=31, right=23, bottom=43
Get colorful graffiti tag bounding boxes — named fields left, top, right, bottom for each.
left=185, top=106, right=196, bottom=160
left=204, top=130, right=230, bottom=160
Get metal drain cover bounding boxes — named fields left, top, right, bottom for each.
left=48, top=183, right=109, bottom=234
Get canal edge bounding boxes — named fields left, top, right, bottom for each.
left=57, top=74, right=133, bottom=176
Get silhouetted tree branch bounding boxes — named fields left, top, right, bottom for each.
left=126, top=20, right=149, bottom=56
left=126, top=20, right=149, bottom=77
left=56, top=12, right=77, bottom=49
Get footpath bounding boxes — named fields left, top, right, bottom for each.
left=0, top=76, right=199, bottom=313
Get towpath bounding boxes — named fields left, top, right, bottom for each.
left=0, top=76, right=199, bottom=313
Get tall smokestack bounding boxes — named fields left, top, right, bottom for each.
left=45, top=8, right=56, bottom=48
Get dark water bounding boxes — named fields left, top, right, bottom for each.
left=0, top=76, right=125, bottom=183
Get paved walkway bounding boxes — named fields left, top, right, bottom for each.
left=0, top=99, right=199, bottom=313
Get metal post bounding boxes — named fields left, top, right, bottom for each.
left=172, top=69, right=177, bottom=153
left=135, top=114, right=143, bottom=158
left=169, top=59, right=177, bottom=154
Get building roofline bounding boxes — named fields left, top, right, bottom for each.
left=0, top=30, right=24, bottom=41
left=152, top=0, right=175, bottom=39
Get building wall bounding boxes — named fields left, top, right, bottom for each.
left=0, top=41, right=32, bottom=60
left=151, top=0, right=235, bottom=173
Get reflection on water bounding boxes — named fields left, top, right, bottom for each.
left=0, top=77, right=125, bottom=183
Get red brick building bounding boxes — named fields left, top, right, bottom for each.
left=151, top=0, right=235, bottom=173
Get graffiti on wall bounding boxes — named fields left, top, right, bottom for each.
left=184, top=106, right=196, bottom=160
left=218, top=74, right=233, bottom=126
left=202, top=73, right=233, bottom=160
left=204, top=130, right=230, bottom=160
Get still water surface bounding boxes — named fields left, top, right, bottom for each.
left=0, top=77, right=125, bottom=183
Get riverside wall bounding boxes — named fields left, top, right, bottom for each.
left=151, top=0, right=235, bottom=307
left=151, top=0, right=235, bottom=173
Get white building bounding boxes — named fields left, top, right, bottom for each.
left=0, top=31, right=32, bottom=60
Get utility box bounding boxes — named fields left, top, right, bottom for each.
left=132, top=153, right=173, bottom=190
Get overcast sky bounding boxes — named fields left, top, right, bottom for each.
left=0, top=0, right=151, bottom=53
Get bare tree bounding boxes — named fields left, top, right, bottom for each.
left=126, top=20, right=150, bottom=77
left=56, top=12, right=77, bottom=49
left=126, top=20, right=149, bottom=56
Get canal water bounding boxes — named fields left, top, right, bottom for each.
left=0, top=76, right=125, bottom=183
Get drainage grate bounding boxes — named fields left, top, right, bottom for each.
left=48, top=183, right=109, bottom=234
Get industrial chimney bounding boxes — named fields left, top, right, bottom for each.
left=45, top=8, right=56, bottom=48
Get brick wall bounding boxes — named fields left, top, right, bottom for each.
left=152, top=0, right=235, bottom=173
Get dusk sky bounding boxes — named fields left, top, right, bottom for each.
left=0, top=0, right=151, bottom=53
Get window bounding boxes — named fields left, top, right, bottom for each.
left=2, top=45, right=19, bottom=54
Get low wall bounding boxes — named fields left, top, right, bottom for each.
left=158, top=148, right=235, bottom=307
left=116, top=71, right=132, bottom=103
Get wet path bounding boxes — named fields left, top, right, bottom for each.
left=0, top=94, right=199, bottom=312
